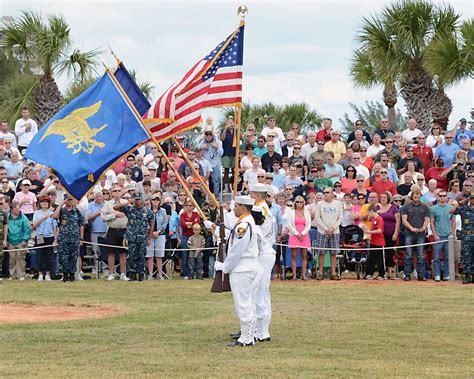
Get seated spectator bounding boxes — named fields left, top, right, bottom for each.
left=307, top=139, right=327, bottom=168
left=426, top=157, right=449, bottom=190
left=324, top=130, right=346, bottom=163
left=367, top=134, right=385, bottom=158
left=351, top=153, right=370, bottom=180
left=454, top=118, right=472, bottom=147
left=253, top=136, right=268, bottom=159
left=261, top=115, right=285, bottom=149
left=371, top=168, right=397, bottom=198
left=421, top=179, right=438, bottom=205
left=347, top=120, right=372, bottom=146
left=13, top=180, right=36, bottom=221
left=378, top=152, right=399, bottom=183
left=300, top=131, right=318, bottom=159
left=281, top=131, right=296, bottom=157
left=4, top=151, right=23, bottom=184
left=240, top=144, right=255, bottom=171
left=324, top=151, right=344, bottom=185
left=243, top=156, right=265, bottom=191
left=261, top=141, right=282, bottom=172
left=359, top=146, right=374, bottom=172
left=375, top=136, right=401, bottom=169
left=447, top=179, right=461, bottom=200
left=271, top=161, right=286, bottom=189
left=333, top=181, right=344, bottom=200
left=426, top=123, right=444, bottom=155
left=435, top=132, right=460, bottom=168
left=282, top=165, right=303, bottom=189
left=352, top=174, right=370, bottom=199
left=0, top=176, right=15, bottom=201
left=339, top=147, right=354, bottom=170
left=413, top=133, right=433, bottom=174
left=264, top=133, right=282, bottom=154
left=374, top=118, right=396, bottom=143
left=397, top=172, right=415, bottom=198
left=313, top=166, right=333, bottom=191
left=398, top=145, right=423, bottom=175
left=349, top=129, right=370, bottom=150
left=401, top=118, right=422, bottom=144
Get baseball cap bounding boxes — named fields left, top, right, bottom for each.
left=459, top=118, right=467, bottom=124
left=133, top=191, right=143, bottom=200
left=22, top=179, right=31, bottom=186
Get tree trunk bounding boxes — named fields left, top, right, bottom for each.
left=34, top=75, right=62, bottom=127
left=383, top=84, right=398, bottom=131
left=400, top=65, right=436, bottom=133
left=432, top=88, right=452, bottom=131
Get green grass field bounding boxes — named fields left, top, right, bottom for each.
left=0, top=279, right=472, bottom=378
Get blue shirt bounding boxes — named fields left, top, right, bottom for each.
left=324, top=163, right=344, bottom=184
left=455, top=128, right=472, bottom=147
left=253, top=146, right=268, bottom=159
left=270, top=202, right=282, bottom=242
left=33, top=210, right=57, bottom=238
left=4, top=161, right=23, bottom=182
left=86, top=201, right=107, bottom=233
left=435, top=143, right=460, bottom=167
left=430, top=203, right=453, bottom=236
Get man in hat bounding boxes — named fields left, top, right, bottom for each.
left=450, top=192, right=474, bottom=284
left=114, top=191, right=154, bottom=281
left=249, top=183, right=276, bottom=342
left=199, top=124, right=223, bottom=197
left=212, top=195, right=261, bottom=346
left=53, top=195, right=85, bottom=282
left=454, top=118, right=472, bottom=147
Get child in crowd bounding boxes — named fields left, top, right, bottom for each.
left=364, top=205, right=386, bottom=280
left=187, top=223, right=205, bottom=279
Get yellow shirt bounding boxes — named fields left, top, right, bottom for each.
left=323, top=141, right=346, bottom=163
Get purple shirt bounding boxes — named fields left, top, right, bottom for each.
left=378, top=204, right=399, bottom=237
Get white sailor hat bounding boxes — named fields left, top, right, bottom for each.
left=252, top=205, right=263, bottom=212
left=235, top=195, right=255, bottom=206
left=249, top=183, right=268, bottom=193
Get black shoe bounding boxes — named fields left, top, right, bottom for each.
left=227, top=340, right=254, bottom=347
left=138, top=274, right=144, bottom=282
left=62, top=273, right=68, bottom=283
left=129, top=273, right=136, bottom=282
left=418, top=277, right=427, bottom=281
left=229, top=331, right=241, bottom=340
left=403, top=276, right=410, bottom=281
left=462, top=274, right=471, bottom=284
left=256, top=337, right=271, bottom=342
left=68, top=273, right=75, bottom=282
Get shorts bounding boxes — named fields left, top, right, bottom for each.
left=146, top=235, right=166, bottom=258
left=221, top=156, right=235, bottom=169
left=316, top=233, right=340, bottom=255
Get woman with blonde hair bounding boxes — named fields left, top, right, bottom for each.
left=287, top=195, right=311, bottom=280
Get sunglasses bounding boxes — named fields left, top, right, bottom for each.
left=334, top=185, right=341, bottom=187
left=1, top=181, right=8, bottom=183
left=295, top=200, right=304, bottom=203
left=381, top=171, right=388, bottom=174
left=357, top=180, right=364, bottom=182
left=317, top=143, right=325, bottom=146
left=393, top=199, right=402, bottom=202
left=293, top=147, right=301, bottom=150
left=347, top=169, right=355, bottom=172
left=257, top=175, right=265, bottom=178
left=385, top=141, right=393, bottom=143
left=438, top=195, right=447, bottom=197
left=324, top=191, right=332, bottom=194
left=151, top=198, right=161, bottom=201
left=359, top=150, right=367, bottom=152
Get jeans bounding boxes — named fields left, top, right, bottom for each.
left=404, top=232, right=426, bottom=277
left=208, top=254, right=216, bottom=278
left=37, top=236, right=55, bottom=273
left=433, top=236, right=449, bottom=278
left=210, top=165, right=221, bottom=197
left=188, top=253, right=203, bottom=278
left=180, top=236, right=190, bottom=277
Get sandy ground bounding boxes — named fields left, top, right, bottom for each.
left=0, top=303, right=123, bottom=324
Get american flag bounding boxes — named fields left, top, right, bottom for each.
left=144, top=23, right=244, bottom=141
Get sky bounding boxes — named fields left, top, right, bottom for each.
left=1, top=0, right=473, bottom=131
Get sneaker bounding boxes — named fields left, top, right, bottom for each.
left=350, top=258, right=356, bottom=263
left=403, top=275, right=410, bottom=281
left=434, top=276, right=441, bottom=282
left=45, top=275, right=52, bottom=281
left=412, top=270, right=418, bottom=279
left=183, top=276, right=189, bottom=280
left=365, top=275, right=373, bottom=280
left=376, top=276, right=385, bottom=280
left=360, top=257, right=366, bottom=263
left=442, top=276, right=450, bottom=281
left=75, top=272, right=84, bottom=281
left=120, top=273, right=129, bottom=281
left=38, top=275, right=44, bottom=281
left=19, top=277, right=25, bottom=281
left=107, top=273, right=115, bottom=281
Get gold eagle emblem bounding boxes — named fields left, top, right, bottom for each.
left=39, top=101, right=108, bottom=154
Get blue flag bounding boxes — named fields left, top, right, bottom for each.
left=25, top=72, right=150, bottom=199
left=114, top=63, right=151, bottom=116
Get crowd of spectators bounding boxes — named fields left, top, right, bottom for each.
left=0, top=107, right=473, bottom=283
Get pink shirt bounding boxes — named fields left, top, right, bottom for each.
left=13, top=191, right=37, bottom=215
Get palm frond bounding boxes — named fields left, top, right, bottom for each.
left=0, top=73, right=38, bottom=125
left=56, top=48, right=101, bottom=82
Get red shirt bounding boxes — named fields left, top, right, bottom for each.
left=413, top=145, right=433, bottom=174
left=371, top=179, right=397, bottom=198
left=180, top=211, right=201, bottom=237
left=316, top=129, right=332, bottom=142
left=425, top=167, right=449, bottom=190
left=370, top=215, right=385, bottom=247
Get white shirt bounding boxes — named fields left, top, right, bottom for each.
left=300, top=142, right=318, bottom=160
left=366, top=144, right=385, bottom=158
left=354, top=164, right=370, bottom=180
left=14, top=117, right=38, bottom=147
left=0, top=132, right=17, bottom=147
left=402, top=128, right=422, bottom=143
left=261, top=126, right=285, bottom=147
left=243, top=168, right=265, bottom=186
left=104, top=169, right=117, bottom=188
left=314, top=200, right=343, bottom=234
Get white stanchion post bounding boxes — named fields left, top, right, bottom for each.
left=448, top=235, right=455, bottom=281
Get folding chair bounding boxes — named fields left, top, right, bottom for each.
left=161, top=248, right=176, bottom=280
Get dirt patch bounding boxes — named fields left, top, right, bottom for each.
left=0, top=303, right=124, bottom=324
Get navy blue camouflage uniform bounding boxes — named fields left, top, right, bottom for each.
left=123, top=205, right=154, bottom=275
left=57, top=207, right=84, bottom=273
left=454, top=205, right=474, bottom=276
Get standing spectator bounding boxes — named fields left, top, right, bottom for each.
left=187, top=223, right=205, bottom=279
left=290, top=123, right=304, bottom=144
left=307, top=139, right=327, bottom=168
left=281, top=131, right=296, bottom=158
left=378, top=152, right=399, bottom=183
left=436, top=132, right=460, bottom=168
left=13, top=180, right=37, bottom=221
left=401, top=118, right=422, bottom=144
left=113, top=192, right=154, bottom=281
left=253, top=136, right=268, bottom=159
left=313, top=166, right=333, bottom=191
left=4, top=151, right=23, bottom=184
left=194, top=148, right=212, bottom=185
left=454, top=118, right=472, bottom=147
left=177, top=150, right=203, bottom=178
left=316, top=117, right=333, bottom=142
left=351, top=153, right=370, bottom=179
left=374, top=118, right=396, bottom=143
left=289, top=144, right=309, bottom=175
left=300, top=131, right=318, bottom=160
left=199, top=128, right=223, bottom=197
left=450, top=192, right=474, bottom=284
left=426, top=157, right=449, bottom=191
left=0, top=197, right=7, bottom=279
left=426, top=123, right=445, bottom=156
left=364, top=205, right=386, bottom=280
left=348, top=130, right=370, bottom=150
left=33, top=197, right=57, bottom=281
left=324, top=152, right=344, bottom=185
left=352, top=174, right=370, bottom=199
left=14, top=107, right=38, bottom=154
left=0, top=177, right=15, bottom=201
left=220, top=117, right=236, bottom=192
left=7, top=202, right=31, bottom=280
left=430, top=190, right=455, bottom=282
left=264, top=133, right=282, bottom=154
left=447, top=179, right=461, bottom=200
left=371, top=169, right=397, bottom=198
left=86, top=191, right=107, bottom=260
left=359, top=147, right=374, bottom=172
left=375, top=136, right=401, bottom=169
left=241, top=130, right=257, bottom=150
left=17, top=168, right=44, bottom=195
left=347, top=119, right=372, bottom=145
left=400, top=190, right=430, bottom=281
left=179, top=198, right=201, bottom=280
left=341, top=165, right=358, bottom=194
left=339, top=147, right=354, bottom=170
left=0, top=120, right=17, bottom=148
left=398, top=145, right=424, bottom=175
left=53, top=196, right=85, bottom=282
left=261, top=142, right=282, bottom=172
left=314, top=188, right=343, bottom=280
left=261, top=115, right=285, bottom=149
left=377, top=192, right=400, bottom=280
left=413, top=133, right=434, bottom=174
left=146, top=193, right=168, bottom=280
left=274, top=194, right=289, bottom=279
left=287, top=195, right=311, bottom=280
left=324, top=130, right=346, bottom=163
left=367, top=134, right=385, bottom=158
left=243, top=156, right=265, bottom=192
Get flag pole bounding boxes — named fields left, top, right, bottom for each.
left=103, top=65, right=207, bottom=220
left=232, top=106, right=242, bottom=198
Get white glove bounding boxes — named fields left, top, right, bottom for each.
left=229, top=200, right=235, bottom=211
left=204, top=220, right=214, bottom=230
left=214, top=261, right=224, bottom=272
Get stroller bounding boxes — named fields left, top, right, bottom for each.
left=341, top=225, right=367, bottom=279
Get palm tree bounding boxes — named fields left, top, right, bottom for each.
left=351, top=0, right=470, bottom=132
left=0, top=11, right=100, bottom=126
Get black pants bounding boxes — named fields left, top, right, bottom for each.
left=105, top=228, right=126, bottom=255
left=366, top=244, right=385, bottom=277
left=384, top=237, right=396, bottom=268
left=37, top=236, right=55, bottom=273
